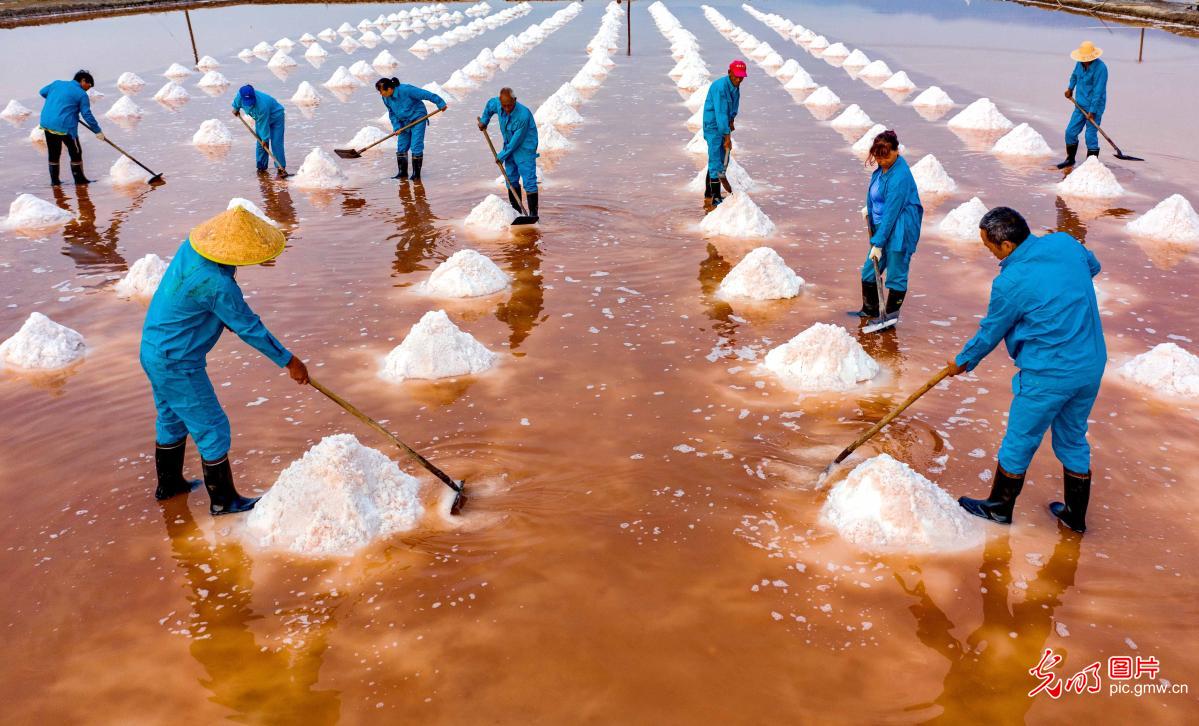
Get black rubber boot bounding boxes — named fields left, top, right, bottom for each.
left=1050, top=469, right=1090, bottom=533
left=712, top=177, right=724, bottom=207
left=1055, top=144, right=1078, bottom=170
left=49, top=162, right=62, bottom=186
left=154, top=439, right=201, bottom=501
left=526, top=191, right=538, bottom=221
left=959, top=465, right=1025, bottom=524
left=1085, top=148, right=1100, bottom=159
left=849, top=280, right=880, bottom=318
left=392, top=153, right=408, bottom=180
left=411, top=154, right=423, bottom=181
left=703, top=177, right=717, bottom=212
left=70, top=161, right=92, bottom=185
left=202, top=456, right=259, bottom=516
left=507, top=182, right=523, bottom=212
left=884, top=289, right=906, bottom=316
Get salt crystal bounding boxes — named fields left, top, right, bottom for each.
left=699, top=192, right=776, bottom=239
left=784, top=67, right=817, bottom=91
left=291, top=81, right=321, bottom=106
left=291, top=147, right=347, bottom=189
left=686, top=156, right=756, bottom=194
left=105, top=96, right=143, bottom=120
left=1, top=193, right=73, bottom=230
left=1125, top=194, right=1199, bottom=243
left=0, top=312, right=86, bottom=370
left=850, top=124, right=888, bottom=156
left=1055, top=157, right=1124, bottom=199
left=116, top=72, right=145, bottom=92
left=227, top=197, right=279, bottom=227
left=152, top=81, right=190, bottom=103
left=380, top=310, right=497, bottom=382
left=830, top=104, right=873, bottom=131
left=421, top=249, right=511, bottom=297
left=1118, top=343, right=1199, bottom=398
left=939, top=197, right=988, bottom=240
left=324, top=66, right=363, bottom=89
left=947, top=97, right=1013, bottom=131
left=822, top=42, right=850, bottom=58
left=196, top=71, right=229, bottom=89
left=109, top=155, right=148, bottom=185
left=196, top=55, right=221, bottom=70
left=911, top=154, right=958, bottom=196
left=880, top=71, right=915, bottom=92
left=373, top=49, right=400, bottom=70
left=842, top=49, right=870, bottom=67
left=1, top=99, right=32, bottom=121
left=717, top=247, right=803, bottom=300
left=764, top=323, right=878, bottom=391
left=465, top=194, right=518, bottom=232
left=991, top=123, right=1054, bottom=158
left=114, top=253, right=168, bottom=298
left=163, top=62, right=192, bottom=79
left=304, top=43, right=329, bottom=60
left=858, top=60, right=893, bottom=79
left=803, top=86, right=841, bottom=107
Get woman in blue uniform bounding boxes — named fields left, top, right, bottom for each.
left=375, top=77, right=447, bottom=181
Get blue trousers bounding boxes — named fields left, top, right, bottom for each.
left=141, top=356, right=231, bottom=462
left=255, top=112, right=286, bottom=170
left=998, top=373, right=1101, bottom=475
left=1064, top=107, right=1102, bottom=151
left=503, top=153, right=538, bottom=193
left=705, top=133, right=727, bottom=180
left=860, top=244, right=912, bottom=292
left=396, top=120, right=428, bottom=156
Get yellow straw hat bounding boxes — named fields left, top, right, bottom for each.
left=1070, top=40, right=1103, bottom=62
left=189, top=206, right=286, bottom=266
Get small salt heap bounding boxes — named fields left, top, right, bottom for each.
left=880, top=71, right=915, bottom=92
left=267, top=50, right=297, bottom=69
left=163, top=62, right=192, bottom=79
left=192, top=118, right=232, bottom=147
left=196, top=55, right=221, bottom=70
left=1055, top=157, right=1124, bottom=199
left=991, top=123, right=1053, bottom=158
left=465, top=194, right=518, bottom=232
left=109, top=155, right=148, bottom=185
left=947, top=98, right=1013, bottom=131
left=910, top=154, right=958, bottom=196
left=1118, top=343, right=1199, bottom=398
left=422, top=249, right=511, bottom=297
left=939, top=197, right=988, bottom=240
left=1, top=100, right=31, bottom=122
left=373, top=49, right=400, bottom=70
left=775, top=58, right=802, bottom=81
left=291, top=81, right=321, bottom=105
left=324, top=66, right=363, bottom=89
left=822, top=42, right=850, bottom=58
left=699, top=192, right=776, bottom=239
left=305, top=43, right=329, bottom=61
left=274, top=37, right=295, bottom=52
left=300, top=32, right=317, bottom=45
left=380, top=310, right=498, bottom=382
left=28, top=127, right=46, bottom=146
left=830, top=104, right=873, bottom=131
left=912, top=86, right=953, bottom=107
left=850, top=124, right=888, bottom=156
left=114, top=253, right=168, bottom=298
left=842, top=49, right=870, bottom=67
left=196, top=70, right=229, bottom=89
left=443, top=69, right=476, bottom=94
left=687, top=157, right=755, bottom=194
left=117, top=72, right=145, bottom=92
left=105, top=96, right=143, bottom=120
left=858, top=59, right=893, bottom=79
left=571, top=68, right=602, bottom=91
left=784, top=67, right=817, bottom=91
left=153, top=81, right=190, bottom=104
left=252, top=41, right=274, bottom=56
left=345, top=125, right=388, bottom=152
left=348, top=59, right=374, bottom=78
left=1125, top=194, right=1199, bottom=243
left=538, top=124, right=572, bottom=152
left=227, top=197, right=279, bottom=226
left=821, top=454, right=983, bottom=553
left=764, top=322, right=879, bottom=391
left=803, top=86, right=841, bottom=107
left=716, top=247, right=803, bottom=300
left=0, top=312, right=87, bottom=370
left=535, top=95, right=583, bottom=128
left=340, top=36, right=362, bottom=53
left=555, top=82, right=584, bottom=108
left=244, top=434, right=424, bottom=557
left=291, top=147, right=347, bottom=189
left=1, top=193, right=73, bottom=230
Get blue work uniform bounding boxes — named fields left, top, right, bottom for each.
left=479, top=97, right=539, bottom=193
left=1064, top=59, right=1107, bottom=151
left=862, top=155, right=923, bottom=292
left=383, top=84, right=446, bottom=156
left=702, top=76, right=739, bottom=180
left=39, top=79, right=102, bottom=136
left=954, top=232, right=1106, bottom=475
left=140, top=240, right=293, bottom=462
left=231, top=90, right=287, bottom=171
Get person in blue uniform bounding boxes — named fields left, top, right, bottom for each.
left=948, top=207, right=1105, bottom=533
left=231, top=85, right=287, bottom=175
left=375, top=77, right=447, bottom=181
left=701, top=60, right=745, bottom=211
left=478, top=87, right=540, bottom=221
left=140, top=206, right=309, bottom=515
left=1056, top=40, right=1108, bottom=169
left=39, top=70, right=104, bottom=185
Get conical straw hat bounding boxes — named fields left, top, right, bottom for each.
left=1070, top=40, right=1102, bottom=62
left=189, top=206, right=285, bottom=266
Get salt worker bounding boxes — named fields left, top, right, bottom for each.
left=1056, top=40, right=1107, bottom=169
left=140, top=206, right=309, bottom=515
left=477, top=87, right=540, bottom=221
left=375, top=77, right=448, bottom=181
left=948, top=207, right=1105, bottom=534
left=230, top=84, right=287, bottom=175
left=38, top=70, right=104, bottom=185
left=701, top=60, right=745, bottom=212
left=849, top=129, right=922, bottom=323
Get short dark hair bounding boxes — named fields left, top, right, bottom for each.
left=74, top=70, right=94, bottom=85
left=979, top=207, right=1031, bottom=246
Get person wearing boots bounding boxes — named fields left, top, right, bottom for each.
left=1056, top=40, right=1107, bottom=169
left=38, top=70, right=104, bottom=185
left=375, top=77, right=447, bottom=181
left=231, top=84, right=287, bottom=175
left=702, top=60, right=745, bottom=212
left=947, top=207, right=1105, bottom=533
left=478, top=87, right=540, bottom=221
left=849, top=129, right=922, bottom=323
left=140, top=206, right=309, bottom=515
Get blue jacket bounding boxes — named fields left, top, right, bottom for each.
left=866, top=156, right=923, bottom=253
left=955, top=232, right=1106, bottom=388
left=39, top=79, right=101, bottom=137
left=702, top=75, right=739, bottom=138
left=384, top=84, right=446, bottom=128
left=231, top=90, right=285, bottom=139
left=141, top=240, right=292, bottom=369
left=1068, top=59, right=1107, bottom=115
left=479, top=97, right=538, bottom=163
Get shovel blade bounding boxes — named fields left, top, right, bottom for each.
left=1114, top=153, right=1144, bottom=161
left=862, top=314, right=898, bottom=334
left=449, top=482, right=467, bottom=516
left=333, top=148, right=362, bottom=159
left=511, top=215, right=538, bottom=226
left=148, top=174, right=165, bottom=185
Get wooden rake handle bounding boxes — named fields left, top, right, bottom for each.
left=479, top=123, right=528, bottom=217
left=832, top=365, right=953, bottom=465
left=235, top=112, right=288, bottom=172
left=360, top=106, right=446, bottom=154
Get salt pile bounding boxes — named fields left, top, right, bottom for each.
left=153, top=82, right=190, bottom=103
left=252, top=41, right=274, bottom=56
left=822, top=42, right=849, bottom=58
left=0, top=313, right=87, bottom=370
left=105, top=96, right=143, bottom=120
left=318, top=28, right=337, bottom=42
left=227, top=197, right=279, bottom=226
left=991, top=123, right=1053, bottom=158
left=910, top=154, right=958, bottom=196
left=243, top=434, right=424, bottom=557
left=324, top=66, right=362, bottom=89
left=763, top=323, right=878, bottom=391
left=699, top=192, right=776, bottom=239
left=196, top=55, right=221, bottom=70
left=803, top=86, right=841, bottom=107
left=1055, top=157, right=1124, bottom=199
left=237, top=48, right=254, bottom=61
left=196, top=71, right=229, bottom=89
left=1125, top=194, right=1199, bottom=243
left=571, top=68, right=602, bottom=91
left=305, top=43, right=329, bottom=61
left=421, top=82, right=450, bottom=111
left=850, top=123, right=888, bottom=156
left=348, top=59, right=374, bottom=78
left=842, top=49, right=870, bottom=67
left=340, top=36, right=362, bottom=53
left=1, top=193, right=73, bottom=230
left=345, top=125, right=389, bottom=152
left=422, top=249, right=511, bottom=297
left=28, top=126, right=46, bottom=147
left=776, top=58, right=802, bottom=81
left=858, top=60, right=894, bottom=80
left=1, top=99, right=31, bottom=122
left=809, top=35, right=829, bottom=51
left=686, top=156, right=755, bottom=194
left=760, top=52, right=784, bottom=70
left=535, top=96, right=583, bottom=128
left=291, top=147, right=347, bottom=189
left=163, top=62, right=192, bottom=79
left=784, top=67, right=817, bottom=91
left=373, top=49, right=400, bottom=69
left=1118, top=343, right=1199, bottom=398
left=337, top=22, right=354, bottom=34
left=380, top=310, right=498, bottom=382
left=555, top=82, right=584, bottom=107
left=716, top=247, right=803, bottom=300
left=830, top=104, right=873, bottom=131
left=359, top=30, right=381, bottom=46
left=461, top=60, right=489, bottom=79
left=291, top=81, right=321, bottom=105
left=947, top=98, right=1013, bottom=131
left=538, top=124, right=572, bottom=152
left=109, top=155, right=148, bottom=185
left=880, top=71, right=915, bottom=92
left=116, top=72, right=145, bottom=92
left=939, top=197, right=988, bottom=240
left=189, top=118, right=232, bottom=147
left=299, top=33, right=317, bottom=45
left=274, top=37, right=295, bottom=51
left=821, top=454, right=983, bottom=553
left=267, top=50, right=297, bottom=69
left=443, top=70, right=476, bottom=94
left=114, top=253, right=168, bottom=298
left=464, top=194, right=518, bottom=232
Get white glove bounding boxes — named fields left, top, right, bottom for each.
left=869, top=246, right=882, bottom=262
left=860, top=206, right=868, bottom=220
left=95, top=132, right=106, bottom=141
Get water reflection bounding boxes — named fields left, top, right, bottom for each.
left=1054, top=195, right=1088, bottom=244
left=53, top=184, right=147, bottom=275
left=493, top=231, right=545, bottom=354
left=697, top=243, right=738, bottom=344
left=390, top=181, right=443, bottom=276
left=257, top=171, right=298, bottom=229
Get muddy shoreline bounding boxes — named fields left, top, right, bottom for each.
left=0, top=0, right=422, bottom=29
left=1008, top=0, right=1199, bottom=35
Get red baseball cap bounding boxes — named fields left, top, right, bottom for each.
left=729, top=59, right=748, bottom=78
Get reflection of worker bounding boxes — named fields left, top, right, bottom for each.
left=231, top=85, right=287, bottom=174
left=1056, top=41, right=1107, bottom=169
left=375, top=76, right=447, bottom=181
left=52, top=184, right=126, bottom=274
left=697, top=244, right=737, bottom=344
left=701, top=60, right=745, bottom=211
left=948, top=207, right=1104, bottom=533
left=257, top=171, right=297, bottom=228
left=494, top=233, right=545, bottom=352
left=39, top=70, right=104, bottom=185
left=478, top=87, right=540, bottom=220
left=391, top=180, right=442, bottom=276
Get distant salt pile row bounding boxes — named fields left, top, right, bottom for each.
left=409, top=1, right=531, bottom=56
left=380, top=310, right=497, bottom=382
left=0, top=312, right=87, bottom=371
left=1118, top=343, right=1199, bottom=399
left=763, top=323, right=879, bottom=392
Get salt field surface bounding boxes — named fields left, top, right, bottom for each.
left=1, top=0, right=1198, bottom=722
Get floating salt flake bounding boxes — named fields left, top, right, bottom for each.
left=421, top=249, right=511, bottom=298
left=105, top=96, right=143, bottom=120
left=1118, top=343, right=1199, bottom=398
left=947, top=97, right=1013, bottom=131
left=1, top=99, right=32, bottom=122
left=939, top=197, right=988, bottom=240
left=911, top=85, right=953, bottom=108
left=764, top=322, right=879, bottom=391
left=717, top=247, right=803, bottom=300
left=465, top=194, right=518, bottom=232
left=858, top=59, right=893, bottom=79
left=1055, top=157, right=1124, bottom=199
left=152, top=81, right=190, bottom=104
left=803, top=85, right=841, bottom=107
left=291, top=81, right=321, bottom=106
left=1, top=193, right=73, bottom=230
left=115, top=253, right=168, bottom=298
left=227, top=197, right=279, bottom=227
left=1125, top=194, right=1199, bottom=243
left=830, top=104, right=873, bottom=131
left=163, top=62, right=192, bottom=79
left=910, top=154, right=958, bottom=196
left=381, top=310, right=498, bottom=382
left=686, top=156, right=756, bottom=194
left=880, top=71, right=915, bottom=92
left=699, top=192, right=776, bottom=239
left=323, top=66, right=362, bottom=89
left=0, top=312, right=87, bottom=370
left=991, top=123, right=1054, bottom=158
left=109, top=155, right=149, bottom=185
left=116, top=71, right=145, bottom=92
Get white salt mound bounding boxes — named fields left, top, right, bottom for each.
left=850, top=123, right=888, bottom=156
left=422, top=249, right=511, bottom=297
left=538, top=124, right=572, bottom=152
left=373, top=49, right=400, bottom=69
left=880, top=71, right=915, bottom=92
left=114, top=253, right=168, bottom=298
left=939, top=197, right=988, bottom=240
left=912, top=85, right=953, bottom=108
left=324, top=66, right=362, bottom=89
left=784, top=67, right=817, bottom=90
left=153, top=82, right=190, bottom=103
left=192, top=118, right=232, bottom=146
left=716, top=247, right=803, bottom=300
left=821, top=454, right=984, bottom=553
left=911, top=154, right=958, bottom=196
left=699, top=192, right=776, bottom=239
left=291, top=81, right=321, bottom=105
left=1, top=193, right=73, bottom=230
left=348, top=59, right=374, bottom=77
left=822, top=42, right=849, bottom=58
left=1055, top=157, right=1124, bottom=199
left=109, top=155, right=148, bottom=185
left=1, top=99, right=31, bottom=121
left=163, top=62, right=192, bottom=79
left=1118, top=343, right=1199, bottom=398
left=196, top=70, right=230, bottom=89
left=116, top=72, right=146, bottom=92
left=268, top=50, right=297, bottom=69
left=555, top=82, right=584, bottom=107
left=842, top=49, right=870, bottom=67
left=830, top=104, right=873, bottom=131
left=227, top=197, right=279, bottom=226
left=0, top=312, right=87, bottom=370
left=305, top=43, right=329, bottom=60
left=991, top=123, right=1053, bottom=158
left=763, top=322, right=879, bottom=392
left=105, top=95, right=143, bottom=120
left=686, top=156, right=756, bottom=194
left=858, top=59, right=893, bottom=79
left=291, top=147, right=347, bottom=189
left=947, top=97, right=1013, bottom=131
left=464, top=194, right=518, bottom=232
left=1125, top=194, right=1199, bottom=243
left=345, top=125, right=389, bottom=152
left=535, top=96, right=583, bottom=128
left=776, top=58, right=802, bottom=81
left=804, top=86, right=841, bottom=107
left=380, top=310, right=497, bottom=382
left=196, top=55, right=221, bottom=70
left=244, top=434, right=424, bottom=557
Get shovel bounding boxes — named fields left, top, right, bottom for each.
left=308, top=377, right=468, bottom=515
left=480, top=125, right=538, bottom=226
left=861, top=256, right=897, bottom=334
left=335, top=107, right=445, bottom=159
left=719, top=146, right=733, bottom=194
left=1069, top=97, right=1143, bottom=161
left=234, top=112, right=290, bottom=176
left=97, top=134, right=164, bottom=183
left=817, top=365, right=953, bottom=487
